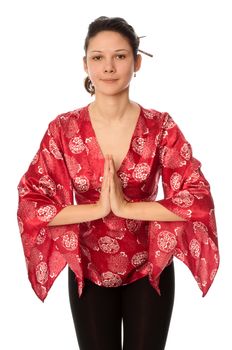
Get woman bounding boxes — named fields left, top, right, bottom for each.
left=17, top=16, right=219, bottom=350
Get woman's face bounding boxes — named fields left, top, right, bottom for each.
left=83, top=30, right=141, bottom=96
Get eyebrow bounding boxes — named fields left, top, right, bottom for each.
left=89, top=49, right=130, bottom=53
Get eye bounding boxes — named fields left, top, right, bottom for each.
left=92, top=55, right=102, bottom=61
left=116, top=54, right=126, bottom=60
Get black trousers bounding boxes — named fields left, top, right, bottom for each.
left=68, top=262, right=175, bottom=350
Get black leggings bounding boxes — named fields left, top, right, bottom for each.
left=68, top=262, right=175, bottom=350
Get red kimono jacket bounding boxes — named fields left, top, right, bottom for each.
left=17, top=104, right=219, bottom=302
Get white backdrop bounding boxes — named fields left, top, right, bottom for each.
left=0, top=0, right=231, bottom=349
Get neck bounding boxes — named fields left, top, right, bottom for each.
left=89, top=91, right=134, bottom=124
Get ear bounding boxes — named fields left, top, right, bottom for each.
left=83, top=56, right=88, bottom=74
left=134, top=54, right=142, bottom=73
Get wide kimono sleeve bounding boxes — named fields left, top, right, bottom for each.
left=17, top=117, right=84, bottom=302
left=147, top=112, right=219, bottom=296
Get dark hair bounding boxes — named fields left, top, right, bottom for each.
left=83, top=16, right=140, bottom=95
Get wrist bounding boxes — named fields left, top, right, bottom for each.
left=94, top=202, right=110, bottom=219
left=114, top=200, right=131, bottom=219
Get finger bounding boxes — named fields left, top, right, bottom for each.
left=113, top=174, right=122, bottom=194
left=102, top=157, right=110, bottom=188
left=104, top=154, right=109, bottom=165
left=102, top=174, right=109, bottom=190
left=109, top=156, right=115, bottom=175
left=104, top=172, right=110, bottom=191
left=109, top=172, right=115, bottom=193
left=103, top=155, right=110, bottom=173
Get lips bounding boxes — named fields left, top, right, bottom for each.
left=101, top=79, right=118, bottom=82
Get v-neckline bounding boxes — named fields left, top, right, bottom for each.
left=85, top=103, right=142, bottom=174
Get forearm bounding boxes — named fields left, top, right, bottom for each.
left=48, top=203, right=103, bottom=226
left=121, top=201, right=186, bottom=221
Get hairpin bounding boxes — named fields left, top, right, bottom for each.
left=138, top=49, right=153, bottom=57
left=137, top=36, right=154, bottom=57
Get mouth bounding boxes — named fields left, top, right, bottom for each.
left=101, top=79, right=118, bottom=83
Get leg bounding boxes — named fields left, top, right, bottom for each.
left=68, top=268, right=122, bottom=350
left=122, top=262, right=175, bottom=350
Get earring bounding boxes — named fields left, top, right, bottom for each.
left=134, top=72, right=137, bottom=77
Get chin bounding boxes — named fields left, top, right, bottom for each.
left=101, top=90, right=128, bottom=97
left=97, top=85, right=130, bottom=97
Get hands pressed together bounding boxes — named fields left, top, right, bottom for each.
left=96, top=154, right=129, bottom=218
left=49, top=153, right=181, bottom=228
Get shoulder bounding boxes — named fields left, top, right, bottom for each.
left=140, top=105, right=173, bottom=129
left=47, top=105, right=88, bottom=139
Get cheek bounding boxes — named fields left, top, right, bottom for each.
left=121, top=62, right=134, bottom=76
left=88, top=64, right=101, bottom=80
left=122, top=66, right=134, bottom=80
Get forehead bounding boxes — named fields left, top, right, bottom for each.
left=87, top=30, right=132, bottom=52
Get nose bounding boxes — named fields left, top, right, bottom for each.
left=104, top=58, right=115, bottom=73
left=104, top=68, right=114, bottom=73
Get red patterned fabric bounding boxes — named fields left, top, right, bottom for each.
left=17, top=104, right=219, bottom=301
